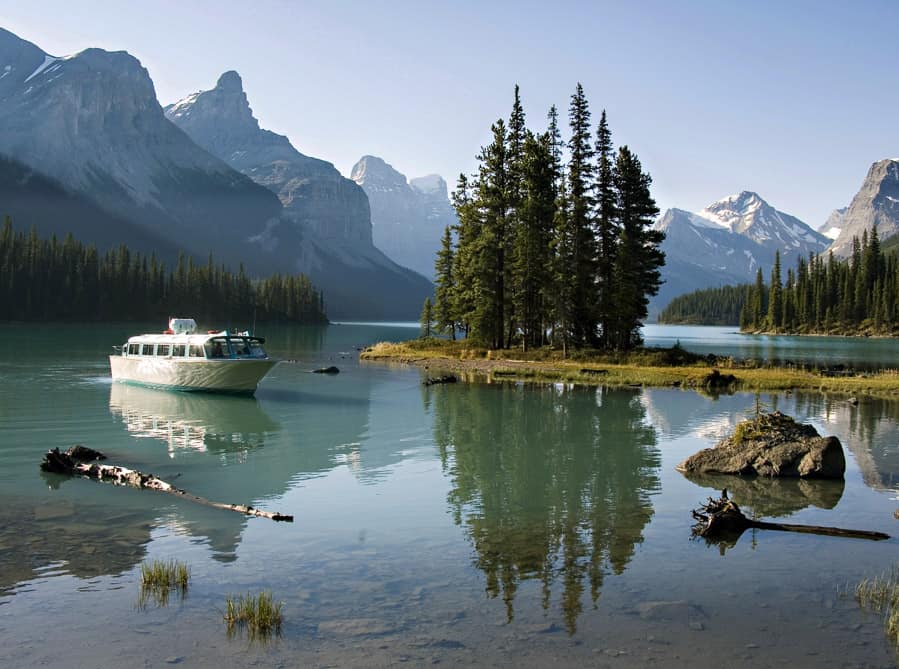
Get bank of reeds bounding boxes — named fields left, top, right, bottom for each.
left=361, top=340, right=899, bottom=398
left=138, top=558, right=189, bottom=607
left=855, top=565, right=899, bottom=645
left=224, top=591, right=283, bottom=639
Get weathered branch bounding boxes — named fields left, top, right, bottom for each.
left=41, top=447, right=293, bottom=522
left=691, top=490, right=887, bottom=542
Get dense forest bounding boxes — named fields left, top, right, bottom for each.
left=659, top=284, right=753, bottom=325
left=741, top=228, right=899, bottom=335
left=0, top=217, right=327, bottom=324
left=659, top=227, right=899, bottom=336
left=430, top=84, right=665, bottom=353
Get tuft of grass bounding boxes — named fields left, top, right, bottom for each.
left=854, top=565, right=899, bottom=646
left=138, top=558, right=190, bottom=608
left=223, top=591, right=283, bottom=639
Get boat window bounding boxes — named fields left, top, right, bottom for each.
left=189, top=345, right=204, bottom=358
left=206, top=338, right=227, bottom=358
left=157, top=344, right=171, bottom=357
left=248, top=340, right=267, bottom=357
left=128, top=343, right=140, bottom=355
left=231, top=338, right=250, bottom=357
left=141, top=344, right=154, bottom=356
left=172, top=344, right=186, bottom=357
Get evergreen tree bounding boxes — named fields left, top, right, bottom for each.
left=566, top=83, right=598, bottom=346
left=767, top=251, right=783, bottom=331
left=594, top=110, right=618, bottom=348
left=420, top=297, right=434, bottom=338
left=513, top=131, right=555, bottom=350
left=433, top=226, right=457, bottom=339
left=608, top=147, right=663, bottom=350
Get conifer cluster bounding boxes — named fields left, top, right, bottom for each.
left=0, top=217, right=327, bottom=324
left=740, top=228, right=898, bottom=335
left=658, top=284, right=753, bottom=325
left=430, top=85, right=665, bottom=352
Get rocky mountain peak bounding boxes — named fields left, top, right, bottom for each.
left=828, top=158, right=899, bottom=257
left=410, top=174, right=448, bottom=199
left=216, top=69, right=243, bottom=92
left=351, top=155, right=409, bottom=191
left=165, top=69, right=257, bottom=135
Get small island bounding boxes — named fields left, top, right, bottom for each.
left=361, top=338, right=899, bottom=398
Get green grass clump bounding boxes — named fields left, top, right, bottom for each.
left=224, top=591, right=283, bottom=639
left=855, top=565, right=899, bottom=646
left=138, top=558, right=190, bottom=607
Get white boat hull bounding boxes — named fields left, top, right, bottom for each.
left=109, top=355, right=277, bottom=395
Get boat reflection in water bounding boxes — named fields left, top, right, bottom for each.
left=109, top=382, right=278, bottom=456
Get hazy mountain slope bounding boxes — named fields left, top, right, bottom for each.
left=165, top=72, right=433, bottom=318
left=0, top=29, right=283, bottom=271
left=351, top=156, right=455, bottom=279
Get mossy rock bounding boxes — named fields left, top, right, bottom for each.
left=677, top=411, right=845, bottom=479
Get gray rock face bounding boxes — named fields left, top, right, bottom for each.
left=352, top=156, right=456, bottom=279
left=0, top=28, right=282, bottom=268
left=676, top=412, right=846, bottom=479
left=654, top=193, right=828, bottom=316
left=165, top=71, right=371, bottom=245
left=827, top=159, right=899, bottom=257
left=819, top=207, right=847, bottom=241
left=166, top=72, right=433, bottom=318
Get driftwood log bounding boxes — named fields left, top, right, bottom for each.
left=41, top=446, right=293, bottom=522
left=692, top=490, right=888, bottom=542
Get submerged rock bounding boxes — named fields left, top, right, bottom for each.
left=676, top=411, right=845, bottom=479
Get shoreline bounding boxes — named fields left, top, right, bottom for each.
left=360, top=340, right=899, bottom=398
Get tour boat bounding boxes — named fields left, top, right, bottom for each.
left=109, top=318, right=278, bottom=395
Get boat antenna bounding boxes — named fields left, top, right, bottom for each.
left=252, top=303, right=257, bottom=336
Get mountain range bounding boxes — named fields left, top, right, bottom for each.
left=350, top=155, right=456, bottom=279
left=653, top=191, right=830, bottom=314
left=0, top=28, right=431, bottom=319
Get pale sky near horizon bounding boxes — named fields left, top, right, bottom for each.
left=2, top=0, right=897, bottom=228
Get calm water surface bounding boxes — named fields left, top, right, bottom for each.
left=0, top=322, right=897, bottom=667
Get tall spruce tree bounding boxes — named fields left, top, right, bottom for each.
left=767, top=251, right=783, bottom=331
left=566, top=83, right=598, bottom=347
left=433, top=226, right=456, bottom=339
left=594, top=110, right=618, bottom=349
left=608, top=146, right=663, bottom=350
left=513, top=131, right=556, bottom=350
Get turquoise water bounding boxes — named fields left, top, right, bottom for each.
left=0, top=322, right=897, bottom=667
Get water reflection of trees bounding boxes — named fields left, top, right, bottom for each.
left=430, top=383, right=661, bottom=633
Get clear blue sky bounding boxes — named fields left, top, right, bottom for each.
left=3, top=0, right=898, bottom=226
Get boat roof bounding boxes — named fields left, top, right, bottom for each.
left=125, top=330, right=265, bottom=344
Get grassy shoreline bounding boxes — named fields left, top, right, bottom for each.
left=360, top=339, right=899, bottom=397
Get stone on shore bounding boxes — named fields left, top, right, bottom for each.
left=676, top=411, right=845, bottom=479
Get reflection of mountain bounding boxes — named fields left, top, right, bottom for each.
left=109, top=383, right=279, bottom=456
left=430, top=383, right=661, bottom=633
left=792, top=393, right=899, bottom=492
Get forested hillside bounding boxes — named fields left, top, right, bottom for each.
left=658, top=284, right=752, bottom=325
left=0, top=217, right=327, bottom=324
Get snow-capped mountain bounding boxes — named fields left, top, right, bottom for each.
left=827, top=159, right=899, bottom=257
left=654, top=192, right=829, bottom=315
left=351, top=156, right=456, bottom=279
left=698, top=191, right=829, bottom=253
left=165, top=72, right=433, bottom=318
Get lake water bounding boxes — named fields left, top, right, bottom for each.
left=0, top=322, right=897, bottom=667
